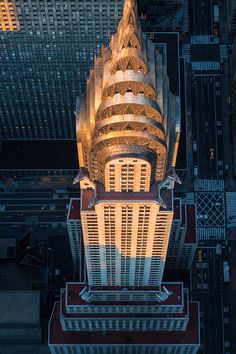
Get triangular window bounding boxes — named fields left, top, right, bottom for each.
left=127, top=61, right=133, bottom=70
left=126, top=87, right=132, bottom=93
left=127, top=39, right=132, bottom=48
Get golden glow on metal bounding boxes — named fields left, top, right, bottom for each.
left=75, top=0, right=180, bottom=286
left=76, top=0, right=180, bottom=186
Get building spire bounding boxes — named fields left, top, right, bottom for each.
left=110, top=0, right=147, bottom=74
left=116, top=0, right=140, bottom=51
left=120, top=0, right=138, bottom=28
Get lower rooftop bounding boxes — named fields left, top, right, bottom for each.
left=49, top=302, right=199, bottom=345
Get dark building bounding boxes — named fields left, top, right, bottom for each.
left=228, top=0, right=236, bottom=35
left=138, top=0, right=189, bottom=33
left=230, top=36, right=236, bottom=175
left=0, top=0, right=123, bottom=139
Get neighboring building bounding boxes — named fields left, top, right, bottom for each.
left=0, top=140, right=78, bottom=179
left=0, top=0, right=123, bottom=139
left=0, top=290, right=41, bottom=343
left=139, top=0, right=189, bottom=33
left=166, top=198, right=197, bottom=269
left=49, top=0, right=199, bottom=352
left=17, top=228, right=47, bottom=268
left=0, top=237, right=16, bottom=259
left=230, top=36, right=236, bottom=175
left=0, top=0, right=20, bottom=31
left=228, top=0, right=236, bottom=35
left=67, top=199, right=82, bottom=274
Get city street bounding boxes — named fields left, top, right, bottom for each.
left=192, top=75, right=222, bottom=180
left=191, top=247, right=231, bottom=354
left=191, top=0, right=213, bottom=35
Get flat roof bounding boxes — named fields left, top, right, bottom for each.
left=61, top=289, right=188, bottom=319
left=66, top=282, right=183, bottom=307
left=81, top=183, right=173, bottom=212
left=181, top=202, right=186, bottom=226
left=68, top=199, right=81, bottom=220
left=0, top=290, right=40, bottom=324
left=185, top=205, right=196, bottom=244
left=0, top=141, right=78, bottom=170
left=0, top=237, right=16, bottom=258
left=49, top=302, right=199, bottom=345
left=173, top=198, right=181, bottom=220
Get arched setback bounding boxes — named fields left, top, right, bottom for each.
left=92, top=131, right=167, bottom=156
left=94, top=115, right=165, bottom=141
left=103, top=80, right=156, bottom=100
left=104, top=157, right=151, bottom=192
left=110, top=51, right=148, bottom=75
left=96, top=93, right=162, bottom=123
left=95, top=114, right=164, bottom=132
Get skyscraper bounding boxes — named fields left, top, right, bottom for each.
left=75, top=0, right=180, bottom=287
left=49, top=1, right=200, bottom=352
left=230, top=36, right=236, bottom=175
left=166, top=197, right=197, bottom=270
left=0, top=0, right=123, bottom=139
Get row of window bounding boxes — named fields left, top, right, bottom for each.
left=63, top=317, right=187, bottom=331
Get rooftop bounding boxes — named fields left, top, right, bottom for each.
left=61, top=289, right=188, bottom=319
left=68, top=199, right=81, bottom=220
left=0, top=141, right=78, bottom=170
left=173, top=200, right=196, bottom=244
left=80, top=183, right=173, bottom=212
left=173, top=198, right=181, bottom=220
left=181, top=202, right=186, bottom=226
left=66, top=282, right=183, bottom=307
left=49, top=302, right=199, bottom=345
left=185, top=205, right=196, bottom=243
left=0, top=290, right=40, bottom=324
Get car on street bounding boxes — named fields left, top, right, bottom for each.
left=193, top=141, right=197, bottom=152
left=194, top=166, right=198, bottom=177
left=210, top=147, right=214, bottom=160
left=197, top=249, right=203, bottom=263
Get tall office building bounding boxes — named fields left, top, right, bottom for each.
left=75, top=0, right=180, bottom=287
left=230, top=36, right=236, bottom=174
left=167, top=197, right=197, bottom=270
left=49, top=1, right=200, bottom=352
left=0, top=0, right=123, bottom=139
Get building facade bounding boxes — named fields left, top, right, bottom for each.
left=66, top=199, right=82, bottom=273
left=166, top=197, right=197, bottom=269
left=75, top=0, right=180, bottom=287
left=49, top=282, right=200, bottom=354
left=50, top=0, right=199, bottom=352
left=230, top=36, right=236, bottom=175
left=0, top=0, right=123, bottom=139
left=228, top=0, right=236, bottom=35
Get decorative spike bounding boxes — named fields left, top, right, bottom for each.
left=167, top=168, right=182, bottom=184
left=73, top=172, right=82, bottom=185
left=157, top=197, right=167, bottom=209
left=88, top=196, right=98, bottom=209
